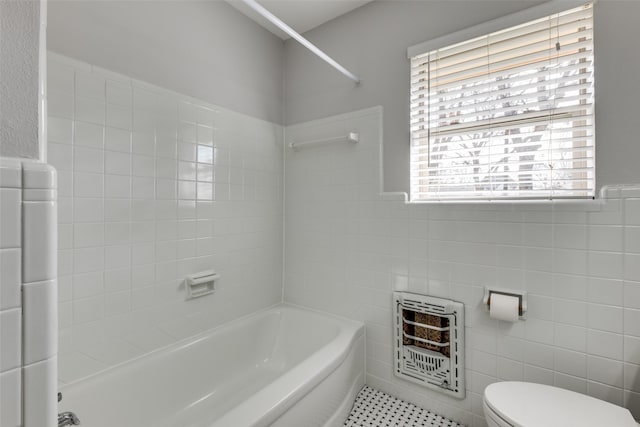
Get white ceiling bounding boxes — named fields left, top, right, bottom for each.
left=226, top=0, right=373, bottom=40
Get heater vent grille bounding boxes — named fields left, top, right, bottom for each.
left=393, top=292, right=465, bottom=399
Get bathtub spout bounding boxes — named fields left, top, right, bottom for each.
left=58, top=411, right=81, bottom=426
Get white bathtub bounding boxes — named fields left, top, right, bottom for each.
left=58, top=305, right=365, bottom=427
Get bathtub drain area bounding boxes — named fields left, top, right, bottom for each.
left=344, top=386, right=464, bottom=427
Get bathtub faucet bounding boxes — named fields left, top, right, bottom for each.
left=58, top=411, right=81, bottom=426
left=58, top=392, right=81, bottom=426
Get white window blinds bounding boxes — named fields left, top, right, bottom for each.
left=409, top=3, right=594, bottom=201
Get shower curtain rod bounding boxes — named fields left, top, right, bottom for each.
left=239, top=0, right=361, bottom=85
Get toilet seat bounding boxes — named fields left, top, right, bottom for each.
left=483, top=381, right=637, bottom=427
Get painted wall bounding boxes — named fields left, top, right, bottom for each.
left=48, top=54, right=283, bottom=383
left=283, top=0, right=640, bottom=194
left=284, top=108, right=640, bottom=426
left=592, top=1, right=640, bottom=189
left=47, top=0, right=284, bottom=124
left=0, top=0, right=41, bottom=159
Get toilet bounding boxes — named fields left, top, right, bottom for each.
left=483, top=381, right=638, bottom=427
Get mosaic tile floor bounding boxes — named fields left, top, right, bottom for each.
left=344, top=386, right=464, bottom=427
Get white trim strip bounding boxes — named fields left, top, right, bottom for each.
left=289, top=132, right=359, bottom=151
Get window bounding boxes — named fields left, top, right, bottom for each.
left=409, top=3, right=594, bottom=201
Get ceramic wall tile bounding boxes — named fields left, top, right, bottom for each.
left=0, top=368, right=21, bottom=427
left=284, top=107, right=640, bottom=422
left=22, top=280, right=57, bottom=365
left=23, top=357, right=57, bottom=427
left=0, top=309, right=21, bottom=372
left=1, top=160, right=57, bottom=427
left=0, top=249, right=21, bottom=310
left=0, top=189, right=20, bottom=249
left=49, top=53, right=284, bottom=382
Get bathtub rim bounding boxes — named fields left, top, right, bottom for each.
left=210, top=304, right=365, bottom=427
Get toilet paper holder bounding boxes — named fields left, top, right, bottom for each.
left=482, top=287, right=527, bottom=318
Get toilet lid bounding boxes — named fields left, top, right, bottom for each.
left=484, top=382, right=637, bottom=427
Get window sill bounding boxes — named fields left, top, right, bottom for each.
left=377, top=186, right=637, bottom=212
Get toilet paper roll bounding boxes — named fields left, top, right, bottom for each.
left=489, top=293, right=520, bottom=322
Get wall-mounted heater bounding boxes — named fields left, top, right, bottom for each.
left=393, top=292, right=465, bottom=399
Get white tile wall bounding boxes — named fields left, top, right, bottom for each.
left=23, top=356, right=57, bottom=427
left=0, top=160, right=58, bottom=427
left=0, top=189, right=21, bottom=248
left=48, top=53, right=284, bottom=383
left=21, top=162, right=58, bottom=427
left=0, top=309, right=21, bottom=372
left=0, top=368, right=21, bottom=427
left=23, top=198, right=58, bottom=283
left=0, top=249, right=21, bottom=310
left=0, top=161, right=23, bottom=427
left=23, top=280, right=58, bottom=365
left=284, top=107, right=640, bottom=426
left=43, top=52, right=640, bottom=427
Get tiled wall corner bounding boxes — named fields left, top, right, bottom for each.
left=0, top=159, right=23, bottom=427
left=0, top=159, right=58, bottom=427
left=22, top=162, right=58, bottom=427
left=48, top=53, right=284, bottom=383
left=284, top=108, right=640, bottom=426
